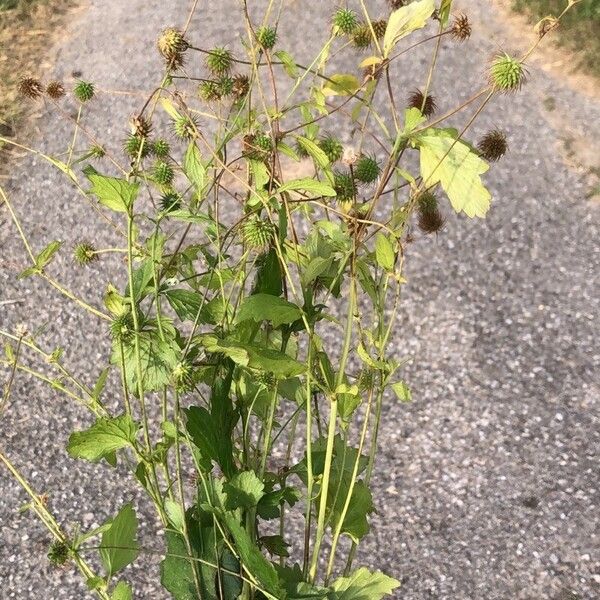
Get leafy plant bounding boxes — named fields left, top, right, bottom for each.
left=0, top=1, right=577, bottom=598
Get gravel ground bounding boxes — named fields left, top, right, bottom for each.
left=1, top=1, right=599, bottom=599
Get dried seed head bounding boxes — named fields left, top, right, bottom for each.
left=334, top=171, right=357, bottom=203
left=489, top=53, right=526, bottom=92
left=151, top=139, right=171, bottom=158
left=257, top=26, right=277, bottom=50
left=408, top=89, right=437, bottom=118
left=477, top=129, right=508, bottom=162
left=232, top=74, right=250, bottom=99
left=47, top=541, right=71, bottom=567
left=417, top=192, right=445, bottom=234
left=123, top=134, right=150, bottom=159
left=18, top=77, right=43, bottom=99
left=342, top=146, right=359, bottom=166
left=73, top=80, right=95, bottom=103
left=73, top=242, right=97, bottom=266
left=206, top=47, right=233, bottom=75
left=159, top=191, right=181, bottom=213
left=130, top=115, right=152, bottom=138
left=354, top=155, right=380, bottom=184
left=173, top=115, right=198, bottom=139
left=152, top=160, right=175, bottom=186
left=333, top=8, right=358, bottom=35
left=451, top=14, right=472, bottom=41
left=157, top=28, right=189, bottom=61
left=46, top=81, right=65, bottom=99
left=388, top=0, right=409, bottom=8
left=372, top=19, right=388, bottom=40
left=318, top=135, right=344, bottom=163
left=242, top=215, right=276, bottom=250
left=352, top=24, right=373, bottom=49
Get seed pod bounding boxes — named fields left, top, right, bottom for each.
left=318, top=135, right=344, bottom=163
left=354, top=155, right=380, bottom=184
left=489, top=53, right=526, bottom=92
left=18, top=77, right=43, bottom=99
left=477, top=129, right=508, bottom=162
left=73, top=80, right=95, bottom=102
left=73, top=242, right=97, bottom=266
left=257, top=26, right=277, bottom=50
left=408, top=89, right=437, bottom=118
left=46, top=81, right=65, bottom=99
left=333, top=8, right=358, bottom=34
left=206, top=47, right=233, bottom=75
left=451, top=14, right=472, bottom=41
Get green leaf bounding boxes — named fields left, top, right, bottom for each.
left=402, top=107, right=426, bottom=136
left=184, top=142, right=206, bottom=194
left=100, top=503, right=139, bottom=577
left=391, top=381, right=412, bottom=402
left=161, top=530, right=200, bottom=600
left=383, top=0, right=435, bottom=58
left=322, top=74, right=360, bottom=97
left=274, top=50, right=298, bottom=78
left=224, top=470, right=265, bottom=510
left=328, top=479, right=374, bottom=543
left=92, top=367, right=110, bottom=402
left=374, top=233, right=395, bottom=272
left=67, top=415, right=138, bottom=463
left=236, top=294, right=302, bottom=328
left=36, top=240, right=62, bottom=269
left=260, top=535, right=290, bottom=558
left=86, top=172, right=139, bottom=213
left=111, top=582, right=132, bottom=600
left=295, top=136, right=334, bottom=184
left=164, top=289, right=229, bottom=325
left=331, top=567, right=400, bottom=600
left=277, top=178, right=336, bottom=197
left=417, top=128, right=492, bottom=218
left=439, top=0, right=453, bottom=27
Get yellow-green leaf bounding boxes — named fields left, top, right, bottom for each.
left=383, top=0, right=435, bottom=58
left=417, top=129, right=492, bottom=218
left=322, top=73, right=360, bottom=97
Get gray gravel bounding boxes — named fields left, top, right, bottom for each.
left=1, top=1, right=599, bottom=599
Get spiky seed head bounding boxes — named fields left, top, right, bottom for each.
left=152, top=160, right=175, bottom=186
left=73, top=242, right=97, bottom=266
left=242, top=216, right=276, bottom=250
left=243, top=133, right=273, bottom=160
left=73, top=80, right=94, bottom=102
left=477, top=129, right=508, bottom=162
left=159, top=191, right=181, bottom=213
left=206, top=47, right=233, bottom=75
left=90, top=144, right=105, bottom=158
left=157, top=28, right=189, bottom=61
left=334, top=171, right=357, bottom=202
left=451, top=14, right=472, bottom=41
left=130, top=114, right=152, bottom=138
left=489, top=53, right=526, bottom=92
left=333, top=9, right=358, bottom=34
left=388, top=0, right=409, bottom=8
left=257, top=26, right=277, bottom=49
left=46, top=81, right=65, bottom=99
left=18, top=77, right=43, bottom=99
left=151, top=139, right=170, bottom=158
left=256, top=371, right=276, bottom=388
left=352, top=24, right=373, bottom=49
left=417, top=191, right=445, bottom=234
left=123, top=134, right=150, bottom=158
left=354, top=155, right=380, bottom=183
left=172, top=360, right=194, bottom=391
left=217, top=76, right=234, bottom=97
left=110, top=312, right=135, bottom=342
left=232, top=74, right=250, bottom=99
left=173, top=115, right=198, bottom=139
left=318, top=136, right=344, bottom=163
left=199, top=80, right=221, bottom=102
left=372, top=19, right=388, bottom=40
left=408, top=89, right=437, bottom=118
left=47, top=541, right=70, bottom=567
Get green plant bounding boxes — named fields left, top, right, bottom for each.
left=0, top=1, right=577, bottom=599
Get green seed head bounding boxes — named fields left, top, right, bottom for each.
left=159, top=191, right=181, bottom=213
left=151, top=138, right=171, bottom=158
left=352, top=24, right=373, bottom=49
left=217, top=76, right=235, bottom=97
left=257, top=26, right=277, bottom=49
left=334, top=171, right=357, bottom=202
left=206, top=47, right=233, bottom=75
left=333, top=9, right=358, bottom=35
left=490, top=53, right=526, bottom=92
left=354, top=155, right=380, bottom=184
left=242, top=216, right=276, bottom=250
left=73, top=80, right=94, bottom=102
left=318, top=136, right=344, bottom=163
left=123, top=134, right=150, bottom=159
left=243, top=133, right=273, bottom=160
left=73, top=242, right=97, bottom=266
left=153, top=160, right=175, bottom=186
left=173, top=115, right=198, bottom=139
left=47, top=541, right=71, bottom=567
left=89, top=144, right=105, bottom=158
left=172, top=360, right=194, bottom=391
left=110, top=312, right=135, bottom=342
left=199, top=80, right=222, bottom=102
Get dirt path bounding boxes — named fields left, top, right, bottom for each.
left=1, top=2, right=598, bottom=599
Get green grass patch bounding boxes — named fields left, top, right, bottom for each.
left=512, top=0, right=600, bottom=77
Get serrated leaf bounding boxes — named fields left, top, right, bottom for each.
left=322, top=74, right=360, bottom=97
left=383, top=0, right=435, bottom=58
left=67, top=415, right=138, bottom=463
left=374, top=233, right=395, bottom=272
left=417, top=128, right=492, bottom=218
left=86, top=172, right=139, bottom=213
left=236, top=294, right=302, bottom=328
left=295, top=136, right=334, bottom=184
left=329, top=479, right=374, bottom=543
left=100, top=503, right=139, bottom=577
left=391, top=381, right=412, bottom=402
left=331, top=567, right=400, bottom=600
left=277, top=178, right=336, bottom=197
left=184, top=142, right=206, bottom=194
left=110, top=582, right=132, bottom=600
left=274, top=50, right=298, bottom=78
left=260, top=535, right=290, bottom=558
left=224, top=470, right=265, bottom=510
left=36, top=240, right=62, bottom=269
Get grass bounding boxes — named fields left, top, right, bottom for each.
left=512, top=0, right=600, bottom=77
